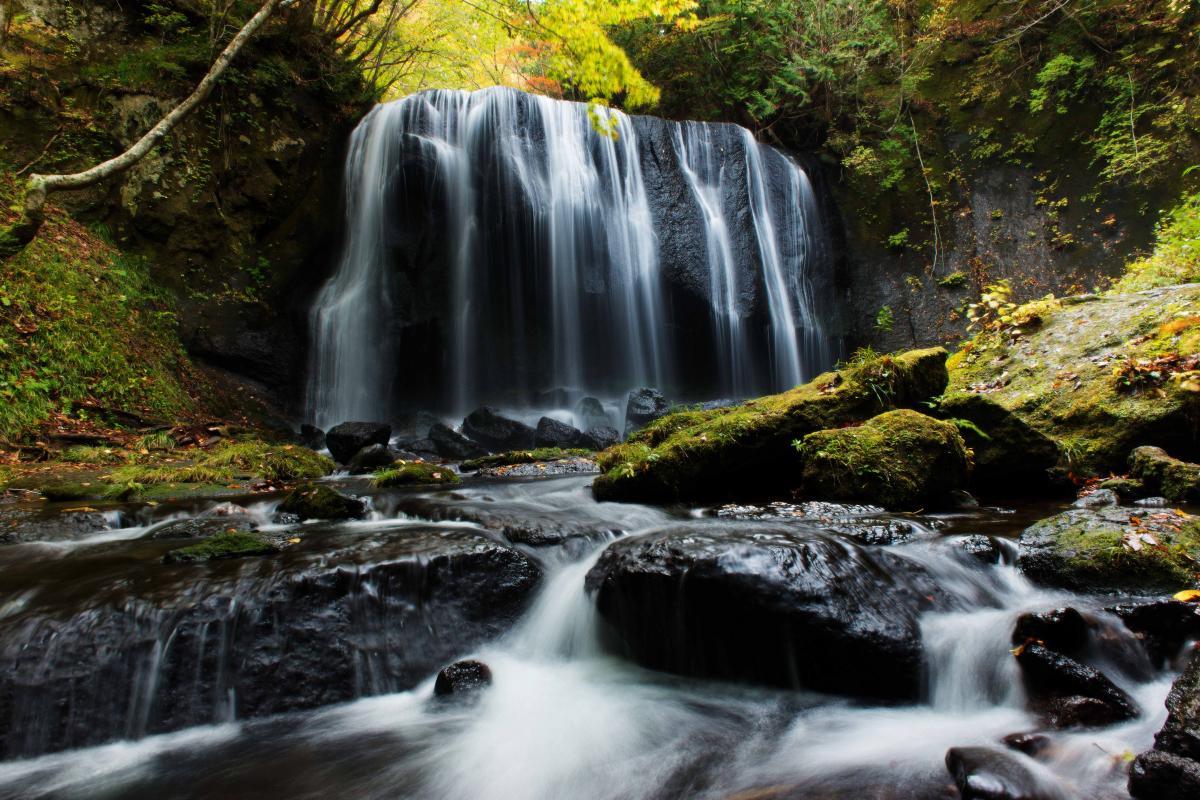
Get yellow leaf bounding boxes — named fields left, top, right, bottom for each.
left=1173, top=589, right=1200, bottom=602
left=1010, top=644, right=1026, bottom=656
left=288, top=537, right=301, bottom=544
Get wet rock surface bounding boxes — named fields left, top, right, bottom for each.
left=1011, top=608, right=1090, bottom=657
left=326, top=422, right=392, bottom=464
left=433, top=659, right=493, bottom=697
left=1129, top=446, right=1200, bottom=504
left=1108, top=600, right=1200, bottom=667
left=0, top=525, right=540, bottom=757
left=1131, top=644, right=1200, bottom=799
left=534, top=417, right=593, bottom=450
left=1014, top=643, right=1138, bottom=726
left=946, top=746, right=1067, bottom=800
left=623, top=388, right=668, bottom=438
left=715, top=500, right=930, bottom=546
left=347, top=443, right=396, bottom=474
left=0, top=508, right=112, bottom=544
left=462, top=407, right=536, bottom=452
left=429, top=423, right=488, bottom=460
left=585, top=525, right=950, bottom=699
left=277, top=484, right=366, bottom=520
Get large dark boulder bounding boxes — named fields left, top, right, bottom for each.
left=298, top=424, right=325, bottom=451
left=347, top=443, right=395, bottom=474
left=623, top=388, right=668, bottom=438
left=462, top=407, right=535, bottom=452
left=798, top=409, right=971, bottom=510
left=1014, top=643, right=1138, bottom=726
left=0, top=527, right=540, bottom=758
left=1109, top=600, right=1200, bottom=667
left=1011, top=608, right=1089, bottom=657
left=584, top=525, right=948, bottom=699
left=585, top=426, right=620, bottom=450
left=325, top=422, right=391, bottom=464
left=945, top=746, right=1067, bottom=800
left=534, top=417, right=593, bottom=450
left=434, top=659, right=493, bottom=698
left=428, top=423, right=487, bottom=460
left=1130, top=645, right=1200, bottom=799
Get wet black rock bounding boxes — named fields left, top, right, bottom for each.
left=148, top=517, right=256, bottom=541
left=298, top=424, right=325, bottom=451
left=1015, top=643, right=1138, bottom=726
left=1001, top=732, right=1052, bottom=757
left=326, top=422, right=391, bottom=464
left=585, top=526, right=949, bottom=699
left=277, top=483, right=365, bottom=520
left=347, top=443, right=395, bottom=474
left=1072, top=489, right=1119, bottom=509
left=534, top=417, right=593, bottom=450
left=1011, top=608, right=1089, bottom=656
left=585, top=426, right=620, bottom=450
left=0, top=509, right=111, bottom=544
left=462, top=407, right=535, bottom=452
left=394, top=438, right=441, bottom=461
left=0, top=527, right=540, bottom=758
left=623, top=388, right=668, bottom=438
left=955, top=535, right=1011, bottom=565
left=429, top=423, right=488, bottom=460
left=1130, top=645, right=1200, bottom=799
left=946, top=746, right=1067, bottom=800
left=1109, top=600, right=1200, bottom=667
left=577, top=396, right=610, bottom=430
left=714, top=501, right=925, bottom=546
left=1129, top=750, right=1200, bottom=800
left=433, top=659, right=493, bottom=697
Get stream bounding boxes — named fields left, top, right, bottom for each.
left=0, top=475, right=1179, bottom=799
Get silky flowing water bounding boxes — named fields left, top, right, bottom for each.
left=0, top=476, right=1178, bottom=799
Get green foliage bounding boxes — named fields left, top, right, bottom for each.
left=1029, top=53, right=1096, bottom=114
left=0, top=174, right=198, bottom=441
left=937, top=271, right=969, bottom=289
left=1113, top=190, right=1200, bottom=291
left=461, top=448, right=593, bottom=472
left=373, top=461, right=460, bottom=486
left=874, top=304, right=895, bottom=333
left=164, top=531, right=280, bottom=564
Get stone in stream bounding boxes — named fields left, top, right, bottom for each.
left=622, top=387, right=668, bottom=439
left=277, top=483, right=365, bottom=520
left=1001, top=732, right=1052, bottom=758
left=585, top=426, right=619, bottom=450
left=428, top=423, right=487, bottom=460
left=325, top=421, right=391, bottom=464
left=462, top=407, right=536, bottom=452
left=534, top=417, right=593, bottom=450
left=1108, top=599, right=1200, bottom=668
left=1014, top=643, right=1138, bottom=726
left=0, top=509, right=111, bottom=545
left=576, top=396, right=610, bottom=430
left=1129, top=445, right=1200, bottom=504
left=584, top=526, right=950, bottom=700
left=0, top=527, right=540, bottom=758
left=945, top=746, right=1068, bottom=800
left=347, top=443, right=395, bottom=474
left=1130, top=644, right=1200, bottom=799
left=298, top=424, right=326, bottom=451
left=162, top=531, right=281, bottom=563
left=1011, top=608, right=1090, bottom=657
left=433, top=659, right=492, bottom=697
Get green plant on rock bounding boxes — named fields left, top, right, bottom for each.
left=874, top=305, right=895, bottom=333
left=372, top=462, right=460, bottom=487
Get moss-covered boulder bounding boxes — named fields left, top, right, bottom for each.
left=935, top=392, right=1060, bottom=492
left=798, top=410, right=970, bottom=511
left=277, top=483, right=365, bottom=520
left=1130, top=446, right=1200, bottom=504
left=947, top=285, right=1200, bottom=477
left=372, top=462, right=460, bottom=487
left=461, top=448, right=593, bottom=473
left=163, top=531, right=280, bottom=564
left=1019, top=506, right=1200, bottom=592
left=592, top=347, right=950, bottom=504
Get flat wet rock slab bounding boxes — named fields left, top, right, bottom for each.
left=0, top=521, right=540, bottom=758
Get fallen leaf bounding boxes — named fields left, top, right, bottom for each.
left=1173, top=589, right=1200, bottom=602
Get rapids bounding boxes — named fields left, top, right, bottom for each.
left=0, top=476, right=1179, bottom=799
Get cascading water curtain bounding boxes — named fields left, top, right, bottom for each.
left=307, top=87, right=834, bottom=425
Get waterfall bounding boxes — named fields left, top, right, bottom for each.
left=307, top=87, right=835, bottom=426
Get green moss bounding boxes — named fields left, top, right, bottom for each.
left=1129, top=446, right=1200, bottom=503
left=593, top=347, right=950, bottom=503
left=937, top=271, right=970, bottom=289
left=373, top=462, right=460, bottom=487
left=278, top=483, right=364, bottom=520
left=798, top=409, right=970, bottom=510
left=1059, top=519, right=1200, bottom=590
left=59, top=445, right=134, bottom=464
left=163, top=531, right=279, bottom=564
left=461, top=448, right=593, bottom=472
left=201, top=440, right=334, bottom=482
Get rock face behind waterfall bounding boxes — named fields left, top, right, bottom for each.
left=584, top=525, right=948, bottom=699
left=306, top=87, right=836, bottom=423
left=0, top=527, right=539, bottom=758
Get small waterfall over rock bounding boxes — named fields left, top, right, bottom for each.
left=307, top=87, right=835, bottom=426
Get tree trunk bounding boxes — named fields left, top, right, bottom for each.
left=0, top=0, right=285, bottom=260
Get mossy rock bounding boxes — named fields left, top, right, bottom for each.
left=1097, top=477, right=1150, bottom=501
left=592, top=347, right=950, bottom=504
left=936, top=391, right=1061, bottom=493
left=460, top=448, right=592, bottom=473
left=277, top=483, right=365, bottom=520
left=372, top=462, right=460, bottom=487
left=947, top=285, right=1200, bottom=476
left=1130, top=446, right=1200, bottom=504
left=798, top=409, right=971, bottom=511
left=1019, top=507, right=1200, bottom=592
left=163, top=531, right=280, bottom=564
